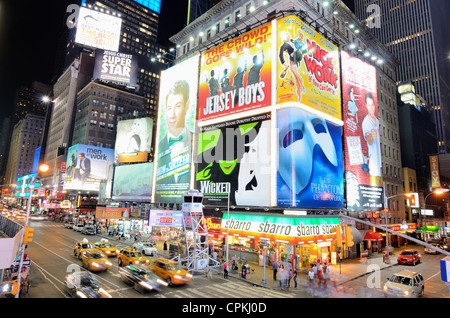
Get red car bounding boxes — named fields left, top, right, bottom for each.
left=397, top=250, right=421, bottom=266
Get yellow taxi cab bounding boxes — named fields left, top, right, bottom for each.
left=94, top=240, right=119, bottom=257
left=74, top=239, right=95, bottom=259
left=117, top=248, right=150, bottom=267
left=80, top=248, right=112, bottom=272
left=149, top=258, right=192, bottom=286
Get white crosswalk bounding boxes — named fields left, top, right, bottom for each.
left=156, top=280, right=294, bottom=298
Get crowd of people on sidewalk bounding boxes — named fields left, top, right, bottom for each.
left=272, top=261, right=298, bottom=290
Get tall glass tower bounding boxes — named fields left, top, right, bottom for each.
left=354, top=0, right=450, bottom=153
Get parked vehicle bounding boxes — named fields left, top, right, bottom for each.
left=384, top=270, right=424, bottom=297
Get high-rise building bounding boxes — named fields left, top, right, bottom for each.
left=4, top=114, right=45, bottom=185
left=168, top=0, right=405, bottom=228
left=11, top=82, right=51, bottom=127
left=354, top=0, right=450, bottom=153
left=65, top=0, right=173, bottom=119
left=41, top=53, right=96, bottom=188
left=71, top=81, right=146, bottom=149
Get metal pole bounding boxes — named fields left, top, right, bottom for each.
left=262, top=247, right=267, bottom=284
left=15, top=175, right=34, bottom=298
left=226, top=192, right=230, bottom=273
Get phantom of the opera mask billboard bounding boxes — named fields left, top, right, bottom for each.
left=276, top=106, right=344, bottom=208
left=341, top=51, right=383, bottom=211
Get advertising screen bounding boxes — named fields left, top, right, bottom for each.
left=153, top=55, right=199, bottom=204
left=93, top=49, right=138, bottom=86
left=276, top=106, right=344, bottom=208
left=148, top=210, right=184, bottom=227
left=276, top=15, right=341, bottom=122
left=115, top=117, right=153, bottom=156
left=341, top=51, right=383, bottom=211
left=64, top=144, right=115, bottom=192
left=75, top=7, right=122, bottom=52
left=196, top=113, right=271, bottom=206
left=112, top=162, right=153, bottom=202
left=198, top=22, right=272, bottom=123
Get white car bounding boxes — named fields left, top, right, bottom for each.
left=424, top=243, right=440, bottom=254
left=73, top=224, right=84, bottom=232
left=384, top=270, right=424, bottom=298
left=133, top=242, right=157, bottom=256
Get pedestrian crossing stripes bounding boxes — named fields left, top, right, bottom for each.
left=157, top=281, right=294, bottom=299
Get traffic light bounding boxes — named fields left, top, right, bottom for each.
left=23, top=226, right=34, bottom=244
left=344, top=225, right=354, bottom=247
left=330, top=225, right=342, bottom=247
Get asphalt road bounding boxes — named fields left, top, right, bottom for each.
left=24, top=219, right=293, bottom=299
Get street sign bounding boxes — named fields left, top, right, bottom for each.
left=440, top=256, right=450, bottom=282
left=12, top=259, right=31, bottom=267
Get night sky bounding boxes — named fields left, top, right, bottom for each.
left=0, top=0, right=353, bottom=121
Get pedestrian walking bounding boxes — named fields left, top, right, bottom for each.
left=308, top=266, right=315, bottom=288
left=224, top=261, right=228, bottom=279
left=323, top=262, right=331, bottom=288
left=272, top=261, right=278, bottom=281
left=288, top=268, right=292, bottom=288
left=317, top=262, right=324, bottom=287
left=278, top=265, right=284, bottom=289
left=163, top=241, right=167, bottom=251
left=293, top=268, right=297, bottom=288
left=312, top=263, right=318, bottom=278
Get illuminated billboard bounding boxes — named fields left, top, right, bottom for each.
left=276, top=106, right=344, bottom=208
left=115, top=117, right=153, bottom=159
left=64, top=144, right=115, bottom=192
left=196, top=113, right=271, bottom=206
left=112, top=162, right=153, bottom=202
left=148, top=210, right=184, bottom=227
left=75, top=7, right=122, bottom=52
left=93, top=49, right=138, bottom=86
left=153, top=55, right=199, bottom=204
left=341, top=51, right=383, bottom=211
left=198, top=22, right=272, bottom=123
left=276, top=15, right=341, bottom=122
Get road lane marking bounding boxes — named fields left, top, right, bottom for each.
left=32, top=261, right=69, bottom=298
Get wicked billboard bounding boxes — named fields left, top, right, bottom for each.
left=196, top=113, right=271, bottom=206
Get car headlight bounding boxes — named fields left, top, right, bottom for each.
left=156, top=279, right=168, bottom=287
left=98, top=288, right=112, bottom=298
left=186, top=273, right=192, bottom=278
left=76, top=291, right=88, bottom=298
left=105, top=261, right=112, bottom=266
left=404, top=291, right=409, bottom=296
left=174, top=275, right=183, bottom=279
left=92, top=263, right=101, bottom=268
left=139, top=281, right=153, bottom=290
left=383, top=285, right=387, bottom=291
left=0, top=283, right=11, bottom=293
left=105, top=251, right=111, bottom=254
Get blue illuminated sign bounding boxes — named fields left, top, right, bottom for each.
left=81, top=0, right=161, bottom=13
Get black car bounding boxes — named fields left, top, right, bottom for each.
left=64, top=271, right=111, bottom=298
left=119, top=265, right=167, bottom=293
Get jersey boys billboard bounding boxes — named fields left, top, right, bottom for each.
left=341, top=51, right=383, bottom=211
left=198, top=22, right=272, bottom=123
left=153, top=55, right=199, bottom=204
left=276, top=15, right=341, bottom=122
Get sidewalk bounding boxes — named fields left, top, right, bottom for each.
left=99, top=231, right=403, bottom=297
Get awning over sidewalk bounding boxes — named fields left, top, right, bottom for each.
left=364, top=232, right=384, bottom=241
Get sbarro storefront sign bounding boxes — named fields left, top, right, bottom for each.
left=221, top=213, right=340, bottom=245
